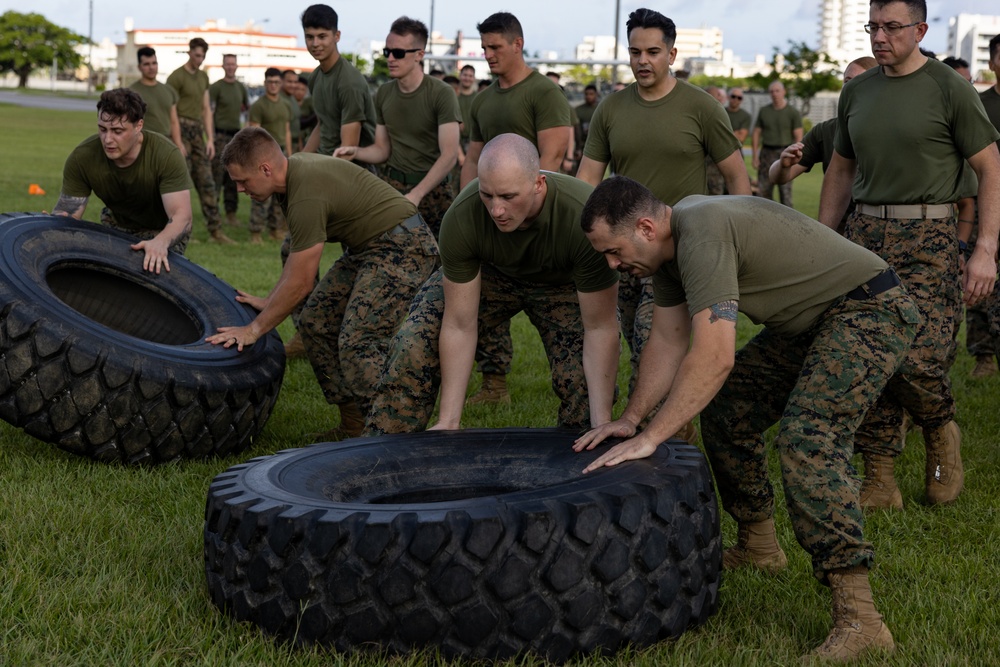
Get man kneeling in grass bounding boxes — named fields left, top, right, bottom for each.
left=206, top=126, right=439, bottom=439
left=575, top=176, right=921, bottom=661
left=365, top=133, right=620, bottom=434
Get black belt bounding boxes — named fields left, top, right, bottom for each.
left=762, top=145, right=785, bottom=150
left=388, top=214, right=424, bottom=235
left=387, top=166, right=450, bottom=187
left=846, top=268, right=900, bottom=300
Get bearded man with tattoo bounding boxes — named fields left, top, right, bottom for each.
left=574, top=176, right=920, bottom=661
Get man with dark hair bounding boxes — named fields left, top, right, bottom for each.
left=575, top=176, right=918, bottom=661
left=335, top=16, right=460, bottom=238
left=752, top=80, right=803, bottom=207
left=247, top=67, right=293, bottom=244
left=209, top=127, right=438, bottom=439
left=209, top=53, right=249, bottom=228
left=281, top=69, right=303, bottom=152
left=820, top=0, right=1000, bottom=508
left=167, top=37, right=232, bottom=244
left=941, top=55, right=971, bottom=82
left=575, top=84, right=599, bottom=153
left=457, top=11, right=573, bottom=405
left=53, top=88, right=193, bottom=273
left=576, top=7, right=750, bottom=437
left=129, top=47, right=185, bottom=153
left=366, top=133, right=619, bottom=435
left=300, top=4, right=376, bottom=157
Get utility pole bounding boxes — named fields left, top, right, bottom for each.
left=612, top=0, right=620, bottom=84
left=87, top=0, right=94, bottom=95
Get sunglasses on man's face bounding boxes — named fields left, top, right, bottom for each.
left=383, top=47, right=421, bottom=59
left=730, top=95, right=742, bottom=100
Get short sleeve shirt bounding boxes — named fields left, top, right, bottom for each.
left=249, top=96, right=291, bottom=148
left=754, top=103, right=803, bottom=147
left=281, top=91, right=302, bottom=140
left=457, top=91, right=477, bottom=142
left=209, top=79, right=248, bottom=132
left=275, top=153, right=417, bottom=253
left=653, top=195, right=887, bottom=336
left=374, top=75, right=462, bottom=173
left=835, top=59, right=1000, bottom=204
left=439, top=172, right=617, bottom=292
left=166, top=66, right=210, bottom=121
left=584, top=81, right=741, bottom=205
left=61, top=131, right=192, bottom=231
left=307, top=57, right=376, bottom=154
left=468, top=71, right=571, bottom=144
left=128, top=81, right=177, bottom=137
left=980, top=86, right=1000, bottom=149
left=798, top=117, right=837, bottom=173
left=726, top=107, right=752, bottom=135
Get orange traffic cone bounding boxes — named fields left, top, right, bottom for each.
left=28, top=184, right=46, bottom=195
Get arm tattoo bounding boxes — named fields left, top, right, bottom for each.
left=708, top=300, right=738, bottom=324
left=53, top=193, right=89, bottom=217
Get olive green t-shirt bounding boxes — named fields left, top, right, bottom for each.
left=249, top=95, right=291, bottom=149
left=798, top=117, right=836, bottom=173
left=980, top=86, right=1000, bottom=149
left=281, top=91, right=301, bottom=141
left=61, top=131, right=192, bottom=232
left=439, top=172, right=617, bottom=292
left=299, top=95, right=317, bottom=135
left=726, top=107, right=752, bottom=135
left=209, top=79, right=248, bottom=132
left=128, top=81, right=177, bottom=137
left=575, top=102, right=597, bottom=134
left=166, top=66, right=210, bottom=121
left=307, top=56, right=376, bottom=154
left=457, top=91, right=476, bottom=142
left=584, top=80, right=741, bottom=205
left=468, top=71, right=571, bottom=143
left=374, top=75, right=462, bottom=173
left=754, top=103, right=803, bottom=147
left=275, top=153, right=416, bottom=253
left=835, top=59, right=1000, bottom=205
left=653, top=195, right=887, bottom=336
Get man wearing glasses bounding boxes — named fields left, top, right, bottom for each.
left=725, top=87, right=751, bottom=145
left=336, top=17, right=460, bottom=238
left=300, top=4, right=376, bottom=157
left=820, top=0, right=1000, bottom=510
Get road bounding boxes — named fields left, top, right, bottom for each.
left=0, top=90, right=96, bottom=112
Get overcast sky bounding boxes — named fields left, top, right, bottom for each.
left=6, top=0, right=996, bottom=61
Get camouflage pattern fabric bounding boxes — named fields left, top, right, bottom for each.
left=847, top=211, right=958, bottom=457
left=212, top=130, right=240, bottom=215
left=618, top=272, right=654, bottom=395
left=366, top=265, right=592, bottom=434
left=298, top=218, right=439, bottom=417
left=249, top=196, right=285, bottom=234
left=101, top=207, right=189, bottom=255
left=705, top=154, right=726, bottom=196
left=757, top=146, right=793, bottom=208
left=962, top=218, right=999, bottom=357
left=700, top=285, right=919, bottom=580
left=380, top=173, right=454, bottom=240
left=177, top=117, right=221, bottom=233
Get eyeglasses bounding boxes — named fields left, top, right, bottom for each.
left=863, top=22, right=919, bottom=36
left=382, top=47, right=421, bottom=59
left=729, top=94, right=742, bottom=99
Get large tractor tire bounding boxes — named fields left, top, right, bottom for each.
left=204, top=428, right=721, bottom=662
left=0, top=213, right=285, bottom=464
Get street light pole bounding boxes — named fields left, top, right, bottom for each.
left=87, top=0, right=94, bottom=95
left=612, top=0, right=620, bottom=84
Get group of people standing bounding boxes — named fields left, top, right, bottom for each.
left=51, top=0, right=1000, bottom=662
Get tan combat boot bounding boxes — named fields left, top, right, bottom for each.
left=924, top=420, right=963, bottom=505
left=722, top=518, right=788, bottom=572
left=673, top=419, right=698, bottom=443
left=209, top=229, right=236, bottom=245
left=225, top=211, right=240, bottom=227
left=249, top=232, right=263, bottom=245
left=971, top=354, right=998, bottom=378
left=309, top=401, right=365, bottom=442
left=467, top=373, right=511, bottom=405
left=805, top=568, right=894, bottom=662
left=283, top=331, right=306, bottom=359
left=859, top=454, right=903, bottom=511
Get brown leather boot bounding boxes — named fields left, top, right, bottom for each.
left=722, top=518, right=788, bottom=572
left=249, top=232, right=263, bottom=245
left=225, top=211, right=240, bottom=227
left=805, top=568, right=894, bottom=662
left=859, top=454, right=903, bottom=511
left=971, top=354, right=998, bottom=378
left=673, top=419, right=698, bottom=443
left=209, top=229, right=236, bottom=245
left=924, top=421, right=963, bottom=505
left=309, top=402, right=364, bottom=442
left=283, top=332, right=306, bottom=359
left=467, top=373, right=511, bottom=405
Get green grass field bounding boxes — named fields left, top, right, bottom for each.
left=1, top=102, right=999, bottom=666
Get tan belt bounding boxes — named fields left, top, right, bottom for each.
left=856, top=203, right=956, bottom=220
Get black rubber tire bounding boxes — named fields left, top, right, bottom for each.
left=0, top=213, right=285, bottom=464
left=204, top=428, right=721, bottom=661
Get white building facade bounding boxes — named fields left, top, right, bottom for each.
left=947, top=14, right=1000, bottom=82
left=819, top=0, right=871, bottom=67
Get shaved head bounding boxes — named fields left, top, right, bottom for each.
left=479, top=133, right=540, bottom=182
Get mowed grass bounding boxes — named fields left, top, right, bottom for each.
left=1, top=102, right=999, bottom=666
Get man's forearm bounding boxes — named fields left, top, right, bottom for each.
left=411, top=151, right=457, bottom=201
left=435, top=320, right=478, bottom=428
left=582, top=327, right=620, bottom=427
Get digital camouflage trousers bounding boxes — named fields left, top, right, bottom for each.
left=178, top=117, right=221, bottom=232
left=700, top=285, right=919, bottom=580
left=101, top=208, right=189, bottom=255
left=756, top=146, right=793, bottom=208
left=212, top=129, right=240, bottom=215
